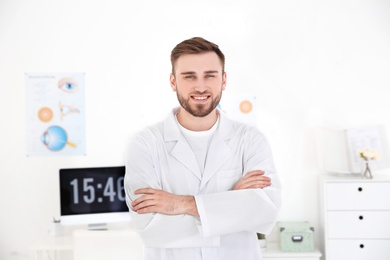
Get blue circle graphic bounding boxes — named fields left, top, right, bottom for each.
left=41, top=126, right=68, bottom=151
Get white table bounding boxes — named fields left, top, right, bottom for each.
left=30, top=234, right=73, bottom=260
left=31, top=234, right=322, bottom=260
left=31, top=229, right=144, bottom=260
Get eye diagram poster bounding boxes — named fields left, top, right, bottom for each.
left=26, top=73, right=86, bottom=156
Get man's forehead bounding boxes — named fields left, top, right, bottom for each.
left=174, top=52, right=223, bottom=73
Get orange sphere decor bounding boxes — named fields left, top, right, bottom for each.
left=239, top=100, right=253, bottom=114
left=38, top=107, right=54, bottom=122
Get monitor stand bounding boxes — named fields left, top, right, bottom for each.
left=88, top=223, right=108, bottom=230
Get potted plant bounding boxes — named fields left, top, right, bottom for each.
left=257, top=233, right=267, bottom=249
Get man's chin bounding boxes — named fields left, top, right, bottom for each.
left=187, top=106, right=214, bottom=118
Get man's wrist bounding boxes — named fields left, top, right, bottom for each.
left=183, top=195, right=199, bottom=217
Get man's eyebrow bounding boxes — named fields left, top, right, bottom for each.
left=180, top=70, right=219, bottom=75
left=180, top=71, right=196, bottom=75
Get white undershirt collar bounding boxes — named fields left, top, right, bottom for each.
left=175, top=113, right=220, bottom=137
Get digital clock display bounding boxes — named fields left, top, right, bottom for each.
left=60, top=166, right=127, bottom=216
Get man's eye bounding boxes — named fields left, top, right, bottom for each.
left=205, top=74, right=215, bottom=78
left=185, top=75, right=195, bottom=79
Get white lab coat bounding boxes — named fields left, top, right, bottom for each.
left=124, top=108, right=281, bottom=260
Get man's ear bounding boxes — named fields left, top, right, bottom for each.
left=222, top=71, right=227, bottom=90
left=170, top=73, right=177, bottom=92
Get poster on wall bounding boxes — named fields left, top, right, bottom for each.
left=315, top=125, right=389, bottom=173
left=26, top=73, right=86, bottom=156
left=218, top=94, right=257, bottom=126
left=345, top=125, right=389, bottom=173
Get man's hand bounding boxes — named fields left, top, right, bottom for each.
left=232, top=170, right=271, bottom=190
left=131, top=188, right=199, bottom=216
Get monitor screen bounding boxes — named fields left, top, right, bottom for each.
left=59, top=166, right=131, bottom=228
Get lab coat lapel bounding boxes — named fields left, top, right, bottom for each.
left=170, top=139, right=202, bottom=180
left=164, top=109, right=202, bottom=180
left=200, top=113, right=234, bottom=189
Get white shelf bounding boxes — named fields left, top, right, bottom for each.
left=263, top=242, right=322, bottom=260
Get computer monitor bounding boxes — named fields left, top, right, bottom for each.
left=59, top=166, right=131, bottom=229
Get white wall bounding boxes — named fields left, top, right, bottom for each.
left=1, top=0, right=390, bottom=259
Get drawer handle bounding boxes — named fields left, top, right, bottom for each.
left=360, top=244, right=364, bottom=249
left=359, top=215, right=364, bottom=220
left=291, top=235, right=303, bottom=243
left=358, top=187, right=363, bottom=192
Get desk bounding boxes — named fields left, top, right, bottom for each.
left=31, top=235, right=321, bottom=260
left=263, top=243, right=322, bottom=260
left=31, top=229, right=143, bottom=260
left=30, top=234, right=73, bottom=260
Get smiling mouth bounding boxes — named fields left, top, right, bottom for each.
left=191, top=95, right=210, bottom=102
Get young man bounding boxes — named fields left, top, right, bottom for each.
left=124, top=37, right=281, bottom=260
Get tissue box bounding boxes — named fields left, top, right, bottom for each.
left=278, top=221, right=314, bottom=252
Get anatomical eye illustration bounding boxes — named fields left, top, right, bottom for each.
left=26, top=72, right=85, bottom=156
left=58, top=77, right=78, bottom=93
left=59, top=102, right=80, bottom=120
left=41, top=126, right=76, bottom=151
left=239, top=100, right=253, bottom=114
left=37, top=107, right=54, bottom=123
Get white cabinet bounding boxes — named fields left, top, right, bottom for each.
left=320, top=175, right=390, bottom=260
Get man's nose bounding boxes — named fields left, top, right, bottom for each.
left=194, top=78, right=207, bottom=92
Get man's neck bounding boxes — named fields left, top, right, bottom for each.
left=176, top=108, right=219, bottom=131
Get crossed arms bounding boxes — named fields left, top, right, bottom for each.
left=131, top=170, right=271, bottom=217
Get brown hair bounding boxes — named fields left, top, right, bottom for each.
left=170, top=37, right=225, bottom=75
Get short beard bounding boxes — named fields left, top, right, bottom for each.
left=177, top=91, right=222, bottom=117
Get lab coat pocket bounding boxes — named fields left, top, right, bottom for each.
left=216, top=168, right=242, bottom=191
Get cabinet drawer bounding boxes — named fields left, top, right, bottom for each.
left=326, top=182, right=390, bottom=210
left=328, top=211, right=390, bottom=238
left=327, top=239, right=390, bottom=260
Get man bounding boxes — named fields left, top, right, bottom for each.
left=124, top=37, right=281, bottom=260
